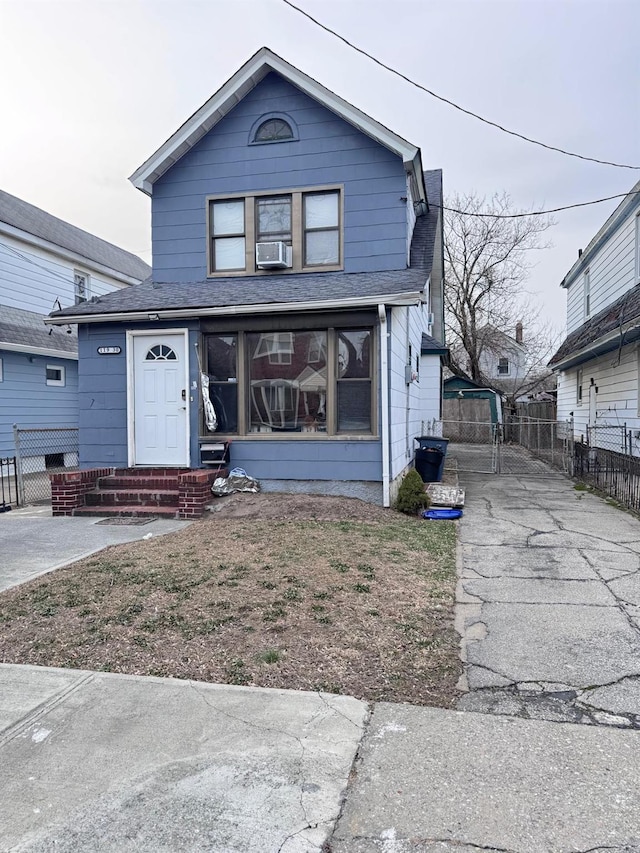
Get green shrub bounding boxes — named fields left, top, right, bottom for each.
left=395, top=469, right=431, bottom=515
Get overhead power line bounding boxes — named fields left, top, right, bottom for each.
left=282, top=0, right=640, bottom=171
left=440, top=190, right=640, bottom=219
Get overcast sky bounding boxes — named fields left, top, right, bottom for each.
left=1, top=0, right=638, bottom=331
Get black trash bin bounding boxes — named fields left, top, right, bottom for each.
left=415, top=436, right=449, bottom=480
left=415, top=447, right=444, bottom=483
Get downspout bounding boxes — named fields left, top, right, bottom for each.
left=379, top=303, right=390, bottom=507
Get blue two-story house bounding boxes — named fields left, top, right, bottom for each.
left=46, top=48, right=445, bottom=513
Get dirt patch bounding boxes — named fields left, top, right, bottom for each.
left=0, top=494, right=461, bottom=707
left=208, top=491, right=395, bottom=522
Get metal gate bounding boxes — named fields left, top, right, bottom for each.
left=442, top=418, right=574, bottom=477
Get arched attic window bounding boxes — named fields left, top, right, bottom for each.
left=251, top=116, right=295, bottom=144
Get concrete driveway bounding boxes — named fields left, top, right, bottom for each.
left=456, top=471, right=640, bottom=726
left=0, top=505, right=191, bottom=592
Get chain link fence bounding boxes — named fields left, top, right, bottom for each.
left=13, top=426, right=79, bottom=505
left=440, top=417, right=574, bottom=476
left=586, top=424, right=633, bottom=455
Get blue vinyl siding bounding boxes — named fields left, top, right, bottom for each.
left=77, top=322, right=201, bottom=469
left=229, top=439, right=382, bottom=482
left=0, top=350, right=78, bottom=457
left=152, top=72, right=407, bottom=282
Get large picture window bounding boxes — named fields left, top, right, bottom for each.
left=203, top=325, right=374, bottom=437
left=207, top=186, right=342, bottom=276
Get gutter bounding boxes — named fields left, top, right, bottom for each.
left=549, top=319, right=640, bottom=372
left=0, top=342, right=78, bottom=360
left=45, top=290, right=426, bottom=326
left=379, top=303, right=390, bottom=508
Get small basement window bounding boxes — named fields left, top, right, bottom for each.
left=45, top=453, right=64, bottom=469
left=46, top=365, right=65, bottom=386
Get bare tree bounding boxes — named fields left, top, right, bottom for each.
left=444, top=191, right=557, bottom=405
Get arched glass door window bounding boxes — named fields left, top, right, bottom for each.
left=145, top=344, right=178, bottom=361
left=253, top=118, right=293, bottom=142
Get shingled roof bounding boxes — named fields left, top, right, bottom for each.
left=548, top=283, right=640, bottom=369
left=0, top=305, right=77, bottom=357
left=47, top=179, right=441, bottom=324
left=0, top=190, right=151, bottom=282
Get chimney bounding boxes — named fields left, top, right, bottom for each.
left=515, top=321, right=523, bottom=344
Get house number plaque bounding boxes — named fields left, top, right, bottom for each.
left=97, top=346, right=121, bottom=354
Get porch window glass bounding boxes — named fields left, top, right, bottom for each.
left=336, top=330, right=372, bottom=433
left=206, top=334, right=238, bottom=433
left=247, top=331, right=327, bottom=433
left=212, top=200, right=245, bottom=271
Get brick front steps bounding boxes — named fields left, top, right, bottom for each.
left=50, top=467, right=227, bottom=520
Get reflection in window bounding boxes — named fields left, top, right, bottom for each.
left=206, top=334, right=238, bottom=433
left=256, top=196, right=292, bottom=245
left=247, top=331, right=327, bottom=433
left=254, top=118, right=293, bottom=142
left=336, top=330, right=372, bottom=432
left=145, top=345, right=177, bottom=361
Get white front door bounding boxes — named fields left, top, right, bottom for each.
left=131, top=332, right=189, bottom=466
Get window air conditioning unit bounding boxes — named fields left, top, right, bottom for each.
left=256, top=241, right=292, bottom=269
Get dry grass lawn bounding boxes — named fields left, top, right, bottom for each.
left=0, top=494, right=461, bottom=706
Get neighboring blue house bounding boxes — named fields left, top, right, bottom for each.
left=47, top=48, right=446, bottom=507
left=0, top=190, right=151, bottom=467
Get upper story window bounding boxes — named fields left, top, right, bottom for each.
left=253, top=118, right=293, bottom=143
left=584, top=269, right=591, bottom=319
left=74, top=271, right=90, bottom=304
left=497, top=357, right=510, bottom=375
left=207, top=186, right=342, bottom=277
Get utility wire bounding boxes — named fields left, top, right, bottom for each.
left=439, top=190, right=640, bottom=218
left=0, top=239, right=76, bottom=286
left=282, top=0, right=640, bottom=171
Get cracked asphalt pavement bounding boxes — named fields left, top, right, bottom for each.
left=456, top=472, right=640, bottom=728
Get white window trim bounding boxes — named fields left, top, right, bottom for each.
left=576, top=367, right=583, bottom=406
left=584, top=269, right=591, bottom=319
left=74, top=270, right=90, bottom=305
left=46, top=364, right=66, bottom=387
left=497, top=357, right=510, bottom=376
left=0, top=357, right=3, bottom=381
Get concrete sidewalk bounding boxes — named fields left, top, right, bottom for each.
left=455, top=472, right=640, bottom=726
left=0, top=505, right=191, bottom=592
left=2, top=664, right=640, bottom=853
left=0, top=664, right=367, bottom=853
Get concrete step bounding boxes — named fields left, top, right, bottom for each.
left=73, top=505, right=179, bottom=519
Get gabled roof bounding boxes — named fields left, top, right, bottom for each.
left=0, top=190, right=151, bottom=282
left=0, top=304, right=77, bottom=359
left=548, top=283, right=640, bottom=370
left=560, top=180, right=640, bottom=290
left=129, top=47, right=426, bottom=202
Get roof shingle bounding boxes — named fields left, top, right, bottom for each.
left=0, top=190, right=151, bottom=281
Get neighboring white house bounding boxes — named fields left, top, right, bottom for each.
left=549, top=180, right=640, bottom=452
left=0, top=189, right=151, bottom=462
